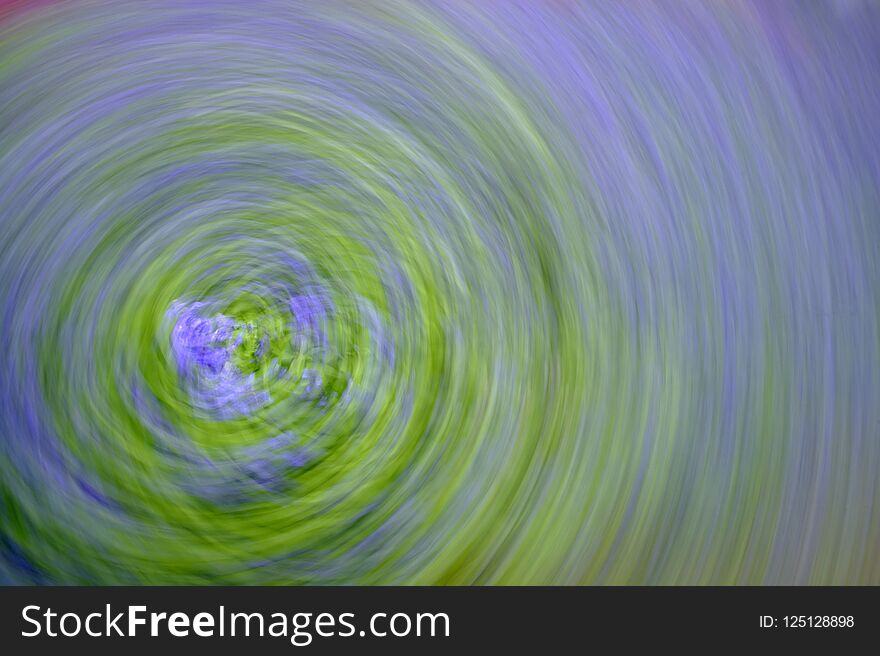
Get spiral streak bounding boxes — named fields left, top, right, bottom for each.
left=1, top=0, right=878, bottom=584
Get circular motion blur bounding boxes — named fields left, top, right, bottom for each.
left=0, top=0, right=878, bottom=584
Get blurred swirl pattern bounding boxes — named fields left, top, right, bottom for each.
left=1, top=0, right=879, bottom=585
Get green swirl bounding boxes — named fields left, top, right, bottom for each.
left=1, top=0, right=879, bottom=585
